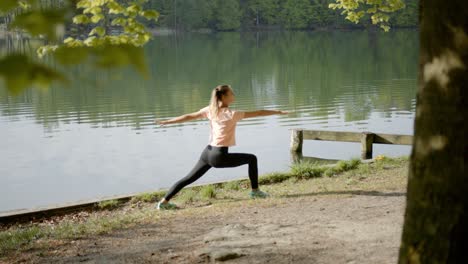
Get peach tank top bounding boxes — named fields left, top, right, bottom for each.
left=198, top=106, right=245, bottom=147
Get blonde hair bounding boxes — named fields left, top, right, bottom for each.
left=209, top=84, right=231, bottom=120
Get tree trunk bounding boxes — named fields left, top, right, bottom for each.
left=398, top=0, right=467, bottom=263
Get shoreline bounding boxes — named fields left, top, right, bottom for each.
left=0, top=156, right=408, bottom=261
left=0, top=159, right=361, bottom=225
left=0, top=26, right=419, bottom=40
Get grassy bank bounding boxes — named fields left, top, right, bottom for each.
left=0, top=156, right=408, bottom=258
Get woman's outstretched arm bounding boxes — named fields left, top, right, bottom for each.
left=155, top=111, right=205, bottom=125
left=244, top=110, right=288, bottom=119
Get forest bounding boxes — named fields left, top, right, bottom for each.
left=0, top=0, right=418, bottom=33
left=147, top=0, right=417, bottom=31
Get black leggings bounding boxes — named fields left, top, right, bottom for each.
left=163, top=145, right=258, bottom=201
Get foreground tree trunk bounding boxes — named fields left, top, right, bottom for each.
left=399, top=0, right=467, bottom=263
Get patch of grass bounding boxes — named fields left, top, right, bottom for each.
left=0, top=226, right=44, bottom=255
left=375, top=156, right=408, bottom=168
left=200, top=185, right=216, bottom=200
left=97, top=199, right=123, bottom=210
left=335, top=158, right=361, bottom=171
left=0, top=211, right=147, bottom=255
left=323, top=167, right=336, bottom=177
left=355, top=163, right=371, bottom=175
left=323, top=158, right=361, bottom=177
left=130, top=191, right=165, bottom=203
left=290, top=161, right=326, bottom=179
left=177, top=188, right=198, bottom=204
left=258, top=172, right=292, bottom=185
left=223, top=180, right=241, bottom=191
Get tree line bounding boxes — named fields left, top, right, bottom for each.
left=0, top=0, right=417, bottom=33
left=145, top=0, right=418, bottom=31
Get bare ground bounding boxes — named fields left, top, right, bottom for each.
left=2, top=163, right=408, bottom=264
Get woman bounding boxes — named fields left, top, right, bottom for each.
left=155, top=84, right=288, bottom=210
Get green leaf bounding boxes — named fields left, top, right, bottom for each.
left=83, top=6, right=102, bottom=15
left=140, top=10, right=159, bottom=21
left=64, top=37, right=75, bottom=44
left=76, top=0, right=90, bottom=9
left=126, top=4, right=141, bottom=17
left=380, top=24, right=390, bottom=32
left=76, top=0, right=108, bottom=9
left=63, top=38, right=84, bottom=47
left=133, top=33, right=151, bottom=46
left=127, top=5, right=142, bottom=13
left=84, top=36, right=99, bottom=46
left=90, top=14, right=104, bottom=23
left=18, top=1, right=32, bottom=10
left=89, top=26, right=106, bottom=37
left=107, top=1, right=125, bottom=14
left=73, top=14, right=90, bottom=24
left=111, top=17, right=127, bottom=26
left=37, top=45, right=58, bottom=58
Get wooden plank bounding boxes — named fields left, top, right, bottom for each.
left=302, top=130, right=362, bottom=142
left=374, top=133, right=413, bottom=145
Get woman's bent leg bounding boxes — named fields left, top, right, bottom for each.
left=163, top=159, right=211, bottom=201
left=212, top=153, right=258, bottom=189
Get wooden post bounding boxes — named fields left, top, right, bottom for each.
left=290, top=130, right=303, bottom=154
left=290, top=151, right=303, bottom=164
left=361, top=132, right=374, bottom=159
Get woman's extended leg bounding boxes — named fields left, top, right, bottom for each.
left=163, top=159, right=212, bottom=201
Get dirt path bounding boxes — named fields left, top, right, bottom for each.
left=22, top=190, right=405, bottom=264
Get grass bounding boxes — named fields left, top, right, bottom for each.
left=177, top=188, right=198, bottom=204
left=224, top=180, right=241, bottom=191
left=0, top=226, right=43, bottom=255
left=258, top=172, right=291, bottom=184
left=0, top=156, right=409, bottom=259
left=130, top=191, right=166, bottom=203
left=97, top=200, right=122, bottom=210
left=200, top=185, right=216, bottom=200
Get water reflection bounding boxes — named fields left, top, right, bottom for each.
left=0, top=30, right=417, bottom=212
left=1, top=30, right=417, bottom=131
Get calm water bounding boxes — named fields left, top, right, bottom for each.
left=0, top=30, right=418, bottom=213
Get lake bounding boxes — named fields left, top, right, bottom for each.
left=0, top=29, right=418, bottom=213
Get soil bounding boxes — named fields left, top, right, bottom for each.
left=5, top=191, right=405, bottom=264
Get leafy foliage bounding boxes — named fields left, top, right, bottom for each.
left=61, top=0, right=159, bottom=48
left=0, top=0, right=159, bottom=94
left=329, top=0, right=406, bottom=31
